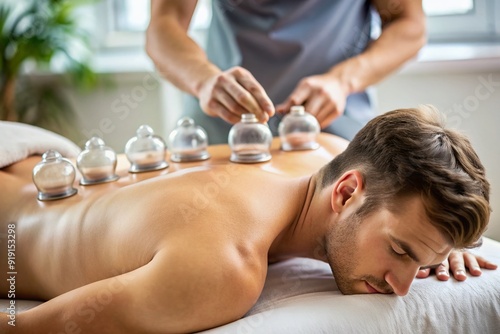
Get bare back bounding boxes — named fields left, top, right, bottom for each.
left=1, top=159, right=306, bottom=294
left=0, top=134, right=348, bottom=333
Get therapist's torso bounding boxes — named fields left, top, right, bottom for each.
left=185, top=0, right=377, bottom=143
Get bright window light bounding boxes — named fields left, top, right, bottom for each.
left=112, top=0, right=210, bottom=32
left=423, top=0, right=474, bottom=16
left=114, top=0, right=150, bottom=32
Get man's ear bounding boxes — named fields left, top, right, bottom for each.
left=331, top=170, right=364, bottom=213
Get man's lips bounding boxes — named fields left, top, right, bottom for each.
left=365, top=281, right=382, bottom=294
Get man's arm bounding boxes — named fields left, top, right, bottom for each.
left=1, top=273, right=139, bottom=334
left=146, top=0, right=273, bottom=123
left=1, top=245, right=260, bottom=333
left=277, top=0, right=426, bottom=127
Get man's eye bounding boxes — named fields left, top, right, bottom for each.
left=420, top=264, right=441, bottom=270
left=392, top=247, right=407, bottom=258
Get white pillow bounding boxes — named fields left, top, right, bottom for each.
left=0, top=121, right=81, bottom=168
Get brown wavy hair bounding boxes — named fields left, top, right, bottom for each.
left=317, top=105, right=490, bottom=249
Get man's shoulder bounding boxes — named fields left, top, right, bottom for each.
left=133, top=242, right=265, bottom=330
left=155, top=238, right=267, bottom=292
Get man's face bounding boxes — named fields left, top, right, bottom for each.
left=325, top=195, right=452, bottom=296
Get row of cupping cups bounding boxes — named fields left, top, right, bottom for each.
left=32, top=105, right=320, bottom=201
left=164, top=104, right=320, bottom=164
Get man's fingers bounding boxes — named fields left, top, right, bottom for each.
left=448, top=251, right=467, bottom=281
left=435, top=261, right=450, bottom=281
left=473, top=253, right=498, bottom=269
left=418, top=251, right=497, bottom=283
left=482, top=261, right=498, bottom=270
left=463, top=252, right=483, bottom=276
left=415, top=268, right=430, bottom=278
left=467, top=253, right=498, bottom=271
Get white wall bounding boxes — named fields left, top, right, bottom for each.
left=375, top=66, right=500, bottom=241
left=66, top=72, right=165, bottom=153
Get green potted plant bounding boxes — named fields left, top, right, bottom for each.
left=0, top=0, right=99, bottom=132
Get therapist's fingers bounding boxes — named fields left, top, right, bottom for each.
left=314, top=98, right=346, bottom=129
left=215, top=89, right=252, bottom=119
left=303, top=95, right=325, bottom=117
left=231, top=67, right=275, bottom=121
left=201, top=67, right=271, bottom=123
left=275, top=100, right=296, bottom=115
left=277, top=75, right=346, bottom=128
left=307, top=101, right=335, bottom=129
left=205, top=99, right=242, bottom=124
left=199, top=70, right=254, bottom=123
left=283, top=76, right=340, bottom=116
left=275, top=100, right=292, bottom=114
left=276, top=81, right=311, bottom=114
left=222, top=77, right=265, bottom=121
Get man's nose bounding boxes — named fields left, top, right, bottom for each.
left=384, top=268, right=418, bottom=296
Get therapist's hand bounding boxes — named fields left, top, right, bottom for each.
left=197, top=66, right=275, bottom=124
left=416, top=250, right=497, bottom=281
left=276, top=73, right=349, bottom=129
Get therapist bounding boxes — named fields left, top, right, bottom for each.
left=146, top=0, right=426, bottom=143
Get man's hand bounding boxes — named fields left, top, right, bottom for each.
left=276, top=73, right=348, bottom=129
left=198, top=66, right=275, bottom=124
left=416, top=250, right=498, bottom=281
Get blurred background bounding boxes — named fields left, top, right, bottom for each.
left=1, top=0, right=499, bottom=241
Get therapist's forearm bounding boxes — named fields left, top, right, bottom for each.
left=145, top=18, right=220, bottom=98
left=328, top=15, right=426, bottom=95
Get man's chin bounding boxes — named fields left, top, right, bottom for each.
left=338, top=287, right=377, bottom=295
left=336, top=280, right=391, bottom=295
left=335, top=281, right=359, bottom=295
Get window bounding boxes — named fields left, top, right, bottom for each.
left=95, top=0, right=498, bottom=49
left=423, top=0, right=474, bottom=16
left=94, top=0, right=211, bottom=49
left=90, top=0, right=149, bottom=49
left=113, top=0, right=150, bottom=32
left=423, top=0, right=499, bottom=42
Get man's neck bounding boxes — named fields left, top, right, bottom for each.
left=268, top=174, right=330, bottom=263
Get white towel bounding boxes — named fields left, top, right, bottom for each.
left=0, top=121, right=81, bottom=168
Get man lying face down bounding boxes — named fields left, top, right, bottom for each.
left=0, top=106, right=497, bottom=333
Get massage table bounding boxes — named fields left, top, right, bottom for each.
left=1, top=128, right=499, bottom=333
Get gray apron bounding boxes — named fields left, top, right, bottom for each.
left=184, top=0, right=377, bottom=143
